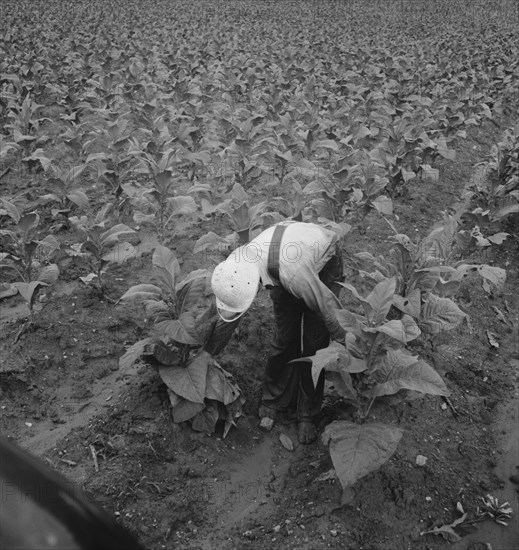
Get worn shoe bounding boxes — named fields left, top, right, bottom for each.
left=297, top=420, right=318, bottom=444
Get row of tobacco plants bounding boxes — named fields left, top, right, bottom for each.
left=1, top=0, right=518, bottom=489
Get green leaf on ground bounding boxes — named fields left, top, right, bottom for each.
left=322, top=421, right=403, bottom=489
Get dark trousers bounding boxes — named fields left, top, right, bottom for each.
left=262, top=249, right=343, bottom=420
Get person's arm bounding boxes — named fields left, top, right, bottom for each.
left=287, top=265, right=345, bottom=341
left=201, top=301, right=241, bottom=356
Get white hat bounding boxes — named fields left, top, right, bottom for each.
left=211, top=254, right=260, bottom=322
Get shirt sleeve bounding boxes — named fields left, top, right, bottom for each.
left=286, top=263, right=345, bottom=341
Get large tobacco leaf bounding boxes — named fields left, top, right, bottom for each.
left=371, top=349, right=449, bottom=397
left=159, top=353, right=209, bottom=404
left=153, top=245, right=180, bottom=293
left=418, top=294, right=466, bottom=335
left=322, top=421, right=403, bottom=489
left=365, top=277, right=396, bottom=326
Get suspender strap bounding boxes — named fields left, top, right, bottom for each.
left=267, top=224, right=288, bottom=283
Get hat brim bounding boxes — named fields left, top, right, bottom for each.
left=215, top=295, right=255, bottom=323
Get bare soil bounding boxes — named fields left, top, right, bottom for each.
left=1, top=119, right=518, bottom=550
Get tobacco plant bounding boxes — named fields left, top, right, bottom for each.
left=69, top=204, right=137, bottom=297
left=125, top=149, right=197, bottom=244
left=37, top=163, right=90, bottom=222
left=301, top=275, right=450, bottom=490
left=463, top=124, right=519, bottom=230
left=84, top=116, right=135, bottom=196
left=296, top=147, right=394, bottom=226
left=303, top=214, right=507, bottom=490
left=5, top=95, right=51, bottom=156
left=192, top=182, right=283, bottom=256
left=0, top=199, right=60, bottom=320
left=118, top=245, right=243, bottom=435
left=358, top=215, right=506, bottom=307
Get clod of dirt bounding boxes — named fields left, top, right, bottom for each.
left=259, top=417, right=274, bottom=431
left=415, top=454, right=428, bottom=467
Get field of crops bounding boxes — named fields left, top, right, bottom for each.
left=1, top=0, right=519, bottom=548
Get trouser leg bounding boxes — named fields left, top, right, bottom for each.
left=261, top=286, right=304, bottom=412
left=262, top=247, right=344, bottom=422
left=262, top=283, right=333, bottom=418
left=294, top=308, right=330, bottom=420
left=293, top=248, right=344, bottom=420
